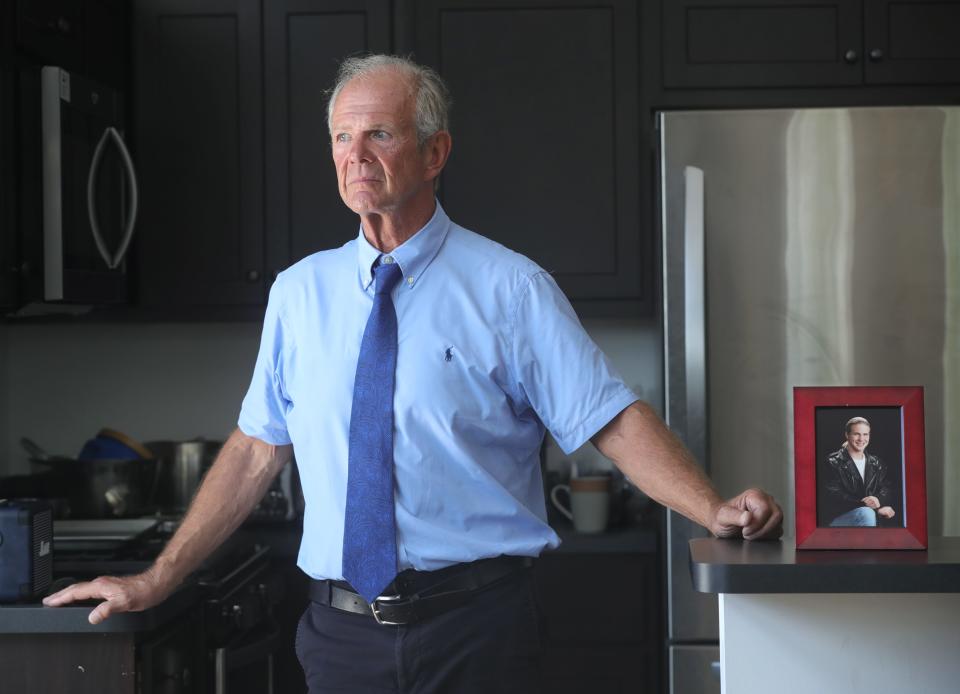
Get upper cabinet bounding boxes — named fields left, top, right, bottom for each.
left=863, top=0, right=960, bottom=85
left=263, top=1, right=391, bottom=279
left=111, top=0, right=960, bottom=316
left=133, top=0, right=265, bottom=307
left=405, top=0, right=644, bottom=303
left=133, top=0, right=389, bottom=308
left=663, top=0, right=960, bottom=89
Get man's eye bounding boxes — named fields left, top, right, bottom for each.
left=371, top=130, right=389, bottom=140
left=335, top=133, right=350, bottom=143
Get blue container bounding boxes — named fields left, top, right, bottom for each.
left=0, top=499, right=53, bottom=602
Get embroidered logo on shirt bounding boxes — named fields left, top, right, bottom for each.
left=444, top=347, right=454, bottom=362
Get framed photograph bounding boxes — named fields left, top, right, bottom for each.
left=794, top=386, right=927, bottom=550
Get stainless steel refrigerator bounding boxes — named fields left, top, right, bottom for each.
left=659, top=107, right=960, bottom=694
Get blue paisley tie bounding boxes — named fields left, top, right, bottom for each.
left=342, top=257, right=403, bottom=603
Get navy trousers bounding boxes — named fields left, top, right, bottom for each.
left=295, top=568, right=544, bottom=693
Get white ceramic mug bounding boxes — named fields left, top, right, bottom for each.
left=550, top=475, right=611, bottom=533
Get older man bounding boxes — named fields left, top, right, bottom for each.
left=45, top=55, right=782, bottom=692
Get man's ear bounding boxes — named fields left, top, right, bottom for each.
left=423, top=131, right=452, bottom=182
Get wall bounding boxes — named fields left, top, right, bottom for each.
left=0, top=322, right=262, bottom=473
left=0, top=318, right=662, bottom=476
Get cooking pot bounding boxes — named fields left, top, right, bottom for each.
left=22, top=434, right=159, bottom=519
left=145, top=439, right=223, bottom=512
left=28, top=457, right=159, bottom=518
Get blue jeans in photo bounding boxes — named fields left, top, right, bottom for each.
left=829, top=506, right=878, bottom=527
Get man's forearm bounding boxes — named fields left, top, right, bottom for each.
left=591, top=401, right=724, bottom=530
left=149, top=429, right=292, bottom=590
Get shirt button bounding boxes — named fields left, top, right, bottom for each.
left=407, top=277, right=415, bottom=285
left=382, top=255, right=394, bottom=264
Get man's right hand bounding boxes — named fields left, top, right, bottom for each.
left=42, top=568, right=173, bottom=625
left=862, top=496, right=881, bottom=509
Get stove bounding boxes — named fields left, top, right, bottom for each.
left=48, top=517, right=285, bottom=694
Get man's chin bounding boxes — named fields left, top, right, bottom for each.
left=346, top=194, right=385, bottom=215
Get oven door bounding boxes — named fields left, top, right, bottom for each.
left=213, top=622, right=282, bottom=694
left=138, top=612, right=204, bottom=694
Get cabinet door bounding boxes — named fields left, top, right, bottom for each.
left=864, top=0, right=960, bottom=85
left=134, top=0, right=265, bottom=306
left=263, top=0, right=391, bottom=277
left=663, top=0, right=863, bottom=88
left=410, top=0, right=642, bottom=301
left=534, top=553, right=662, bottom=693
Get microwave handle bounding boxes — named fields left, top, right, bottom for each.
left=87, top=126, right=139, bottom=270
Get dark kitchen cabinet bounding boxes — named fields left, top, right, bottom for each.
left=863, top=0, right=960, bottom=85
left=534, top=547, right=662, bottom=694
left=404, top=0, right=646, bottom=305
left=0, top=633, right=137, bottom=694
left=263, top=0, right=391, bottom=278
left=133, top=0, right=265, bottom=307
left=662, top=0, right=960, bottom=90
left=133, top=0, right=389, bottom=308
left=663, top=0, right=863, bottom=88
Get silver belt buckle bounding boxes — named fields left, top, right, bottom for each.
left=370, top=593, right=405, bottom=626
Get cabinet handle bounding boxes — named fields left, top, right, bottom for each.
left=869, top=48, right=884, bottom=62
left=247, top=269, right=261, bottom=282
left=843, top=49, right=858, bottom=64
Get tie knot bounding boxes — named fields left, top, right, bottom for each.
left=373, top=259, right=403, bottom=295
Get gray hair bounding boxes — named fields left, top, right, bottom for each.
left=327, top=54, right=451, bottom=146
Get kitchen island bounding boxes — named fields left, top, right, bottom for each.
left=689, top=537, right=960, bottom=694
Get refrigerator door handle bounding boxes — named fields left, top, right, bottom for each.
left=683, top=166, right=707, bottom=466
left=710, top=660, right=721, bottom=681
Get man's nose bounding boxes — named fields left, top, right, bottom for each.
left=348, top=138, right=373, bottom=164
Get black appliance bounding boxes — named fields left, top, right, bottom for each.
left=52, top=519, right=284, bottom=693
left=0, top=499, right=53, bottom=602
left=16, top=65, right=138, bottom=310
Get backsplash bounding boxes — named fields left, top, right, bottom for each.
left=0, top=317, right=662, bottom=476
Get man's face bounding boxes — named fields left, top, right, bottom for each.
left=846, top=423, right=870, bottom=454
left=329, top=71, right=432, bottom=217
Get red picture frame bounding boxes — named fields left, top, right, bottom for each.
left=794, top=386, right=927, bottom=550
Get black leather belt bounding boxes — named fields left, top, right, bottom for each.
left=309, top=555, right=533, bottom=626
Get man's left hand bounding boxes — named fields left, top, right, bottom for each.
left=709, top=488, right=783, bottom=540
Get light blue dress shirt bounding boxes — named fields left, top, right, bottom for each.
left=238, top=203, right=639, bottom=580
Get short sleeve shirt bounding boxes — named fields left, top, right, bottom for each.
left=238, top=203, right=638, bottom=579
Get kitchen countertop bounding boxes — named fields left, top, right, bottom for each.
left=689, top=536, right=960, bottom=593
left=0, top=582, right=199, bottom=634
left=550, top=524, right=658, bottom=554
left=243, top=520, right=660, bottom=560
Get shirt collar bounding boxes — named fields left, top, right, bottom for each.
left=356, top=201, right=450, bottom=292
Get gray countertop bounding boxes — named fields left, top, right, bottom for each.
left=0, top=582, right=199, bottom=634
left=689, top=536, right=960, bottom=594
left=243, top=521, right=660, bottom=560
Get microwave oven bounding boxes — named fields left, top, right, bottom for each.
left=27, top=66, right=139, bottom=307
